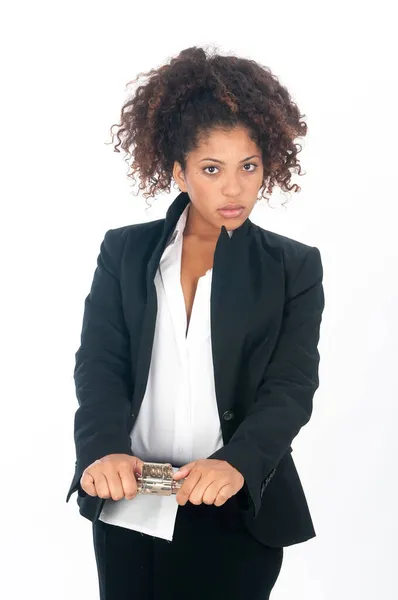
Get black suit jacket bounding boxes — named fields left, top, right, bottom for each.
left=66, top=191, right=325, bottom=548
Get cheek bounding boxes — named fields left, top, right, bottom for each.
left=186, top=175, right=214, bottom=202
left=247, top=171, right=264, bottom=188
left=185, top=170, right=203, bottom=190
left=192, top=171, right=211, bottom=190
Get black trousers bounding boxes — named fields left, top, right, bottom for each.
left=92, top=496, right=284, bottom=600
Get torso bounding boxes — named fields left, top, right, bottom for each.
left=180, top=235, right=217, bottom=335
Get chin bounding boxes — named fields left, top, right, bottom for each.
left=216, top=212, right=246, bottom=227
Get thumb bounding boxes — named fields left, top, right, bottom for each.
left=173, top=462, right=195, bottom=479
left=131, top=456, right=144, bottom=475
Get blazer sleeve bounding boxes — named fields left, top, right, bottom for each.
left=66, top=228, right=135, bottom=502
left=209, top=245, right=325, bottom=519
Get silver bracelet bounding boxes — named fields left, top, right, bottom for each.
left=136, top=462, right=185, bottom=495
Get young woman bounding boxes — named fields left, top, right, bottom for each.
left=66, top=46, right=325, bottom=599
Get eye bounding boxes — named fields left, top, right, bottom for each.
left=203, top=163, right=258, bottom=175
left=203, top=165, right=219, bottom=175
left=243, top=163, right=258, bottom=172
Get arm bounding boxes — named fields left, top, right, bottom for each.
left=209, top=246, right=325, bottom=518
left=66, top=228, right=134, bottom=502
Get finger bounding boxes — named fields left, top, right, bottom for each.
left=213, top=484, right=233, bottom=507
left=176, top=470, right=202, bottom=506
left=132, top=457, right=144, bottom=476
left=105, top=470, right=125, bottom=501
left=119, top=463, right=139, bottom=500
left=188, top=477, right=216, bottom=505
left=201, top=480, right=223, bottom=505
left=93, top=472, right=111, bottom=499
left=80, top=471, right=97, bottom=496
left=173, top=461, right=196, bottom=480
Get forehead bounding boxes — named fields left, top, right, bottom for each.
left=191, top=125, right=260, bottom=157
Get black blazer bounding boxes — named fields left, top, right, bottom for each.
left=66, top=191, right=325, bottom=548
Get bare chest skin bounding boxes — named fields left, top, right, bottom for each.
left=180, top=235, right=217, bottom=336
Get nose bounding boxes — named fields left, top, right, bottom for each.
left=222, top=177, right=242, bottom=197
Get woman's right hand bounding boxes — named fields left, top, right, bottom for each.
left=80, top=454, right=144, bottom=501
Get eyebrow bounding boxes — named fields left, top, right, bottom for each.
left=199, top=154, right=261, bottom=164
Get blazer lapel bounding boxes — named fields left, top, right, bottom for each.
left=132, top=192, right=191, bottom=414
left=131, top=191, right=285, bottom=430
left=210, top=215, right=284, bottom=423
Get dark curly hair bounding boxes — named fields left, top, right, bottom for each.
left=107, top=45, right=308, bottom=205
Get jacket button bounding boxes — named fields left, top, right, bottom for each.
left=222, top=410, right=234, bottom=422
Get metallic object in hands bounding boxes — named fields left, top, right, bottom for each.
left=136, top=462, right=184, bottom=495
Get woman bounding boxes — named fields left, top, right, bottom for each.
left=66, top=46, right=325, bottom=599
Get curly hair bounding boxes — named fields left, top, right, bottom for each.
left=107, top=45, right=308, bottom=205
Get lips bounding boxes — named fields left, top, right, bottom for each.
left=219, top=203, right=244, bottom=210
left=217, top=205, right=245, bottom=219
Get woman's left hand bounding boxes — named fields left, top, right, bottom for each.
left=173, top=459, right=244, bottom=507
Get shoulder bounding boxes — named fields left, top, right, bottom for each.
left=253, top=222, right=316, bottom=256
left=252, top=222, right=323, bottom=289
left=101, top=218, right=165, bottom=254
left=106, top=218, right=164, bottom=242
left=252, top=222, right=322, bottom=264
left=93, top=219, right=164, bottom=281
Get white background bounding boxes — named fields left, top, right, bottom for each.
left=1, top=1, right=397, bottom=598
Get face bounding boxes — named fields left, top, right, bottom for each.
left=172, top=125, right=264, bottom=238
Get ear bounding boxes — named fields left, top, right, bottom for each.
left=172, top=160, right=187, bottom=192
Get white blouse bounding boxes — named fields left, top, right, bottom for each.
left=98, top=203, right=232, bottom=540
